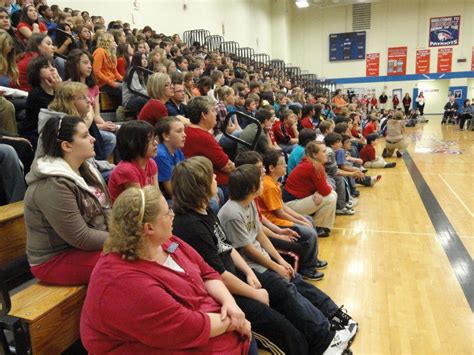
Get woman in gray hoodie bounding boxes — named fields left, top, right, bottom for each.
left=24, top=115, right=111, bottom=285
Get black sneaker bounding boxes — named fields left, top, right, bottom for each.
left=315, top=259, right=328, bottom=269
left=382, top=148, right=389, bottom=158
left=316, top=227, right=330, bottom=238
left=396, top=150, right=403, bottom=158
left=351, top=190, right=360, bottom=198
left=301, top=270, right=324, bottom=281
left=384, top=162, right=396, bottom=168
left=330, top=305, right=358, bottom=328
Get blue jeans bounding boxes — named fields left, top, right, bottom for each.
left=0, top=144, right=26, bottom=204
left=99, top=130, right=116, bottom=159
left=256, top=270, right=338, bottom=354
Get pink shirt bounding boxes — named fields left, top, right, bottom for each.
left=88, top=85, right=100, bottom=108
left=108, top=159, right=158, bottom=202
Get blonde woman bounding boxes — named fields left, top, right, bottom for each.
left=283, top=141, right=337, bottom=234
left=80, top=186, right=251, bottom=354
left=92, top=32, right=122, bottom=102
left=38, top=81, right=114, bottom=160
left=0, top=29, right=18, bottom=134
left=137, top=72, right=172, bottom=125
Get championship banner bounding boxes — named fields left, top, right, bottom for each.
left=429, top=16, right=460, bottom=47
left=366, top=53, right=380, bottom=77
left=437, top=48, right=453, bottom=73
left=471, top=47, right=474, bottom=71
left=416, top=49, right=431, bottom=74
left=387, top=47, right=407, bottom=76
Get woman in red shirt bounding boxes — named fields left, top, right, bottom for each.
left=138, top=72, right=172, bottom=125
left=16, top=4, right=47, bottom=44
left=282, top=141, right=337, bottom=232
left=80, top=186, right=251, bottom=354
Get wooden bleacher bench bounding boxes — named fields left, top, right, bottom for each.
left=0, top=202, right=86, bottom=355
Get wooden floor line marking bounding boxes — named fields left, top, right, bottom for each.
left=331, top=227, right=435, bottom=236
left=438, top=174, right=474, bottom=217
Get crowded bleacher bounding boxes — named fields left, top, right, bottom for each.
left=4, top=1, right=468, bottom=354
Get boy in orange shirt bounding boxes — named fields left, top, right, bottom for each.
left=257, top=149, right=327, bottom=281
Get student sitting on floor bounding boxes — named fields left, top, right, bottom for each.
left=80, top=186, right=252, bottom=354
left=171, top=156, right=309, bottom=355
left=108, top=120, right=158, bottom=202
left=360, top=133, right=396, bottom=169
left=258, top=149, right=327, bottom=281
left=218, top=164, right=358, bottom=355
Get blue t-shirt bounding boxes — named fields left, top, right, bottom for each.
left=335, top=148, right=347, bottom=166
left=155, top=144, right=185, bottom=183
left=287, top=145, right=305, bottom=174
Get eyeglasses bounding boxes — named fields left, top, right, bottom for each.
left=158, top=208, right=174, bottom=219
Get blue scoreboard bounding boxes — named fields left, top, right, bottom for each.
left=329, top=31, right=366, bottom=62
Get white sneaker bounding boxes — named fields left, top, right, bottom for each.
left=336, top=207, right=355, bottom=216
left=345, top=199, right=357, bottom=209
left=323, top=328, right=352, bottom=355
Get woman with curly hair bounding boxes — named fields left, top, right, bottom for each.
left=16, top=4, right=47, bottom=44
left=80, top=185, right=251, bottom=354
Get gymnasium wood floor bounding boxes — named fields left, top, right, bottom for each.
left=312, top=116, right=473, bottom=354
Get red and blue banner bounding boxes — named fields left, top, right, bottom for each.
left=429, top=16, right=460, bottom=47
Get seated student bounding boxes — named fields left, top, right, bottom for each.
left=24, top=116, right=110, bottom=285
left=138, top=72, right=172, bottom=125
left=165, top=81, right=187, bottom=116
left=287, top=128, right=317, bottom=174
left=324, top=133, right=366, bottom=215
left=14, top=33, right=55, bottom=92
left=171, top=157, right=308, bottom=355
left=23, top=54, right=61, bottom=142
left=282, top=142, right=337, bottom=237
left=183, top=96, right=235, bottom=199
left=234, top=151, right=312, bottom=250
left=122, top=51, right=149, bottom=113
left=238, top=96, right=258, bottom=129
left=92, top=32, right=123, bottom=102
left=260, top=104, right=282, bottom=152
left=316, top=119, right=334, bottom=142
left=360, top=133, right=397, bottom=169
left=108, top=121, right=158, bottom=202
left=218, top=165, right=357, bottom=355
left=66, top=49, right=118, bottom=158
left=80, top=186, right=252, bottom=354
left=299, top=104, right=315, bottom=130
left=272, top=108, right=298, bottom=154
left=259, top=149, right=326, bottom=280
left=154, top=117, right=185, bottom=202
left=0, top=143, right=26, bottom=205
left=362, top=115, right=378, bottom=138
left=16, top=4, right=47, bottom=45
left=237, top=108, right=273, bottom=156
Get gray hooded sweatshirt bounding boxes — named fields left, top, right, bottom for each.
left=24, top=156, right=111, bottom=266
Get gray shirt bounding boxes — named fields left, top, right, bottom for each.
left=237, top=123, right=269, bottom=155
left=324, top=146, right=338, bottom=177
left=218, top=200, right=269, bottom=273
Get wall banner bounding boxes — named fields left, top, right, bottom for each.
left=437, top=48, right=453, bottom=73
left=429, top=16, right=460, bottom=47
left=366, top=53, right=380, bottom=77
left=387, top=47, right=407, bottom=76
left=416, top=49, right=431, bottom=74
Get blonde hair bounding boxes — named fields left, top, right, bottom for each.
left=147, top=72, right=170, bottom=100
left=148, top=47, right=165, bottom=66
left=217, top=85, right=234, bottom=101
left=304, top=141, right=325, bottom=176
left=0, top=30, right=19, bottom=84
left=96, top=32, right=116, bottom=60
left=104, top=186, right=163, bottom=261
left=48, top=82, right=88, bottom=117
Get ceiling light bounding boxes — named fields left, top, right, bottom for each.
left=296, top=1, right=309, bottom=8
